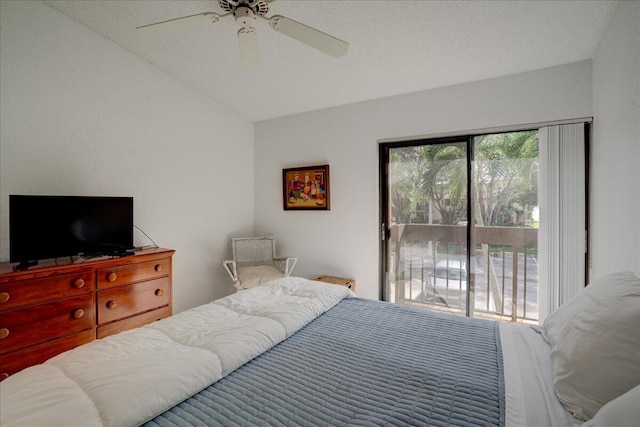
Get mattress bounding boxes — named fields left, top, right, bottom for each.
left=1, top=278, right=578, bottom=427
left=145, top=297, right=505, bottom=426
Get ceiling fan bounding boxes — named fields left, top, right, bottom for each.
left=136, top=0, right=349, bottom=69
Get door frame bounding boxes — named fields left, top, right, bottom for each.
left=379, top=136, right=473, bottom=306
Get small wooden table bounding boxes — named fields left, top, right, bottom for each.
left=315, top=275, right=355, bottom=293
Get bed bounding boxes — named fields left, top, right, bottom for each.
left=1, top=273, right=638, bottom=427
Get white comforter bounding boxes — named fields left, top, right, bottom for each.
left=0, top=277, right=352, bottom=427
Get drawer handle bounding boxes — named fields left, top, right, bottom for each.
left=106, top=300, right=117, bottom=310
left=0, top=292, right=9, bottom=304
left=107, top=273, right=117, bottom=282
left=73, top=309, right=85, bottom=319
left=0, top=328, right=9, bottom=340
left=154, top=264, right=164, bottom=272
left=73, top=278, right=85, bottom=289
left=155, top=289, right=164, bottom=296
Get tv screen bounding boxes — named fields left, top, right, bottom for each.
left=10, top=195, right=134, bottom=264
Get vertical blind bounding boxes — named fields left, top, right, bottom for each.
left=538, top=123, right=587, bottom=321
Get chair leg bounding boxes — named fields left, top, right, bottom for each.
left=223, top=260, right=238, bottom=283
left=285, top=257, right=297, bottom=276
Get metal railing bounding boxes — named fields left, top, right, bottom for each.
left=389, top=224, right=538, bottom=323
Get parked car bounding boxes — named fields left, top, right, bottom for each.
left=426, top=259, right=467, bottom=306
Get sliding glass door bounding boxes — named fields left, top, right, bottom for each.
left=382, top=139, right=470, bottom=315
left=470, top=131, right=540, bottom=321
left=381, top=131, right=543, bottom=322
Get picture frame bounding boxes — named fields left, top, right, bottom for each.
left=283, top=164, right=330, bottom=210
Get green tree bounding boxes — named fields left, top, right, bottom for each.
left=419, top=143, right=466, bottom=225
left=389, top=147, right=429, bottom=224
left=474, top=131, right=538, bottom=227
left=390, top=130, right=538, bottom=228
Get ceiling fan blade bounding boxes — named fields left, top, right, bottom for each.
left=268, top=15, right=348, bottom=58
left=137, top=12, right=221, bottom=36
left=238, top=27, right=261, bottom=70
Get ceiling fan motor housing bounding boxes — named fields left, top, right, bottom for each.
left=219, top=0, right=270, bottom=16
left=234, top=7, right=256, bottom=29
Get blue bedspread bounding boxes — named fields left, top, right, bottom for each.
left=145, top=298, right=504, bottom=426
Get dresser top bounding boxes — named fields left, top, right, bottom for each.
left=0, top=248, right=175, bottom=280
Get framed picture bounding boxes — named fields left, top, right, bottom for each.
left=283, top=164, right=330, bottom=210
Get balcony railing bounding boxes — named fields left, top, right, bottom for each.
left=389, top=224, right=538, bottom=323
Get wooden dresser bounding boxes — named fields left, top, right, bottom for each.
left=0, top=248, right=174, bottom=379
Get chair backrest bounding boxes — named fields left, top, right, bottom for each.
left=231, top=237, right=277, bottom=267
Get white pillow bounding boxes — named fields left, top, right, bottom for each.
left=542, top=271, right=640, bottom=420
left=582, top=384, right=640, bottom=427
left=236, top=265, right=285, bottom=290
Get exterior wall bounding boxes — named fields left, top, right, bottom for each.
left=591, top=0, right=640, bottom=278
left=0, top=1, right=255, bottom=312
left=255, top=62, right=593, bottom=300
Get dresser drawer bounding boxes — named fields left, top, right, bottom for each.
left=96, top=258, right=170, bottom=289
left=97, top=277, right=170, bottom=325
left=0, top=294, right=94, bottom=355
left=0, top=329, right=94, bottom=379
left=97, top=306, right=171, bottom=339
left=0, top=271, right=93, bottom=311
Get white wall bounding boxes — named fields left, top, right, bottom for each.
left=255, top=62, right=593, bottom=300
left=591, top=0, right=640, bottom=277
left=0, top=1, right=255, bottom=312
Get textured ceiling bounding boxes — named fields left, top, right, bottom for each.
left=44, top=0, right=617, bottom=121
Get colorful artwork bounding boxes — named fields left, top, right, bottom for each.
left=283, top=165, right=330, bottom=210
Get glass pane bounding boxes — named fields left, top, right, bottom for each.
left=471, top=131, right=539, bottom=322
left=387, top=142, right=468, bottom=315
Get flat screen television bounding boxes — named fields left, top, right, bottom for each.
left=10, top=195, right=134, bottom=268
